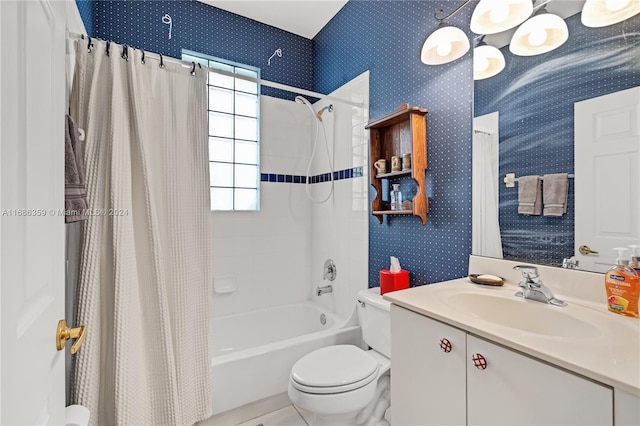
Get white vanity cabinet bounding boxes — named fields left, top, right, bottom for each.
left=391, top=305, right=614, bottom=426
left=391, top=304, right=466, bottom=425
left=466, top=334, right=612, bottom=425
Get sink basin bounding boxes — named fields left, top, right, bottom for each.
left=444, top=292, right=601, bottom=339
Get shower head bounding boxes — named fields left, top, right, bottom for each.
left=295, top=96, right=333, bottom=122
left=316, top=104, right=334, bottom=122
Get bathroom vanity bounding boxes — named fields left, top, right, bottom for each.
left=384, top=256, right=640, bottom=426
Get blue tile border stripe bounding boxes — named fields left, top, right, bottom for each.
left=260, top=167, right=363, bottom=184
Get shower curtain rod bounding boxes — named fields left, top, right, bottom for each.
left=67, top=32, right=365, bottom=108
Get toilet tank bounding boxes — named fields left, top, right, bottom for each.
left=356, top=288, right=391, bottom=358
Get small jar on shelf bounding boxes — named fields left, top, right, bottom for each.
left=390, top=184, right=403, bottom=210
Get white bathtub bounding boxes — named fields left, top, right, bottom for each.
left=210, top=301, right=361, bottom=415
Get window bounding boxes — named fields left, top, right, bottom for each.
left=182, top=50, right=260, bottom=211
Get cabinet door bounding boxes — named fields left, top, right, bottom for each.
left=391, top=305, right=466, bottom=426
left=615, top=388, right=640, bottom=426
left=467, top=335, right=613, bottom=426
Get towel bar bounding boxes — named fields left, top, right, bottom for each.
left=504, top=173, right=574, bottom=188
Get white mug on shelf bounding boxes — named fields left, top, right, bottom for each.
left=374, top=159, right=387, bottom=174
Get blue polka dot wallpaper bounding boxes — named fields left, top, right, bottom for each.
left=85, top=0, right=314, bottom=99
left=314, top=0, right=475, bottom=287
left=75, top=0, right=96, bottom=36
left=475, top=13, right=640, bottom=267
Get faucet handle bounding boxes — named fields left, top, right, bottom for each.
left=513, top=265, right=540, bottom=284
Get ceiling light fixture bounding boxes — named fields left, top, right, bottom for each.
left=421, top=0, right=472, bottom=65
left=470, top=0, right=533, bottom=34
left=509, top=5, right=568, bottom=56
left=582, top=0, right=640, bottom=27
left=474, top=37, right=506, bottom=80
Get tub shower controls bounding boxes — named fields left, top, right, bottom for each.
left=323, top=259, right=337, bottom=281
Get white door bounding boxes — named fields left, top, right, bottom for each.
left=575, top=87, right=640, bottom=273
left=1, top=0, right=67, bottom=424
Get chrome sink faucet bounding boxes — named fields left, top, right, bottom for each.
left=513, top=265, right=567, bottom=307
left=316, top=285, right=333, bottom=296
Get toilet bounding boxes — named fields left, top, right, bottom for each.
left=288, top=288, right=391, bottom=426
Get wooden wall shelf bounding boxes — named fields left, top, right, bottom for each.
left=366, top=103, right=428, bottom=225
left=375, top=170, right=412, bottom=179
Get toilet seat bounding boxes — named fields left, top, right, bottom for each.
left=290, top=345, right=379, bottom=394
left=291, top=368, right=378, bottom=394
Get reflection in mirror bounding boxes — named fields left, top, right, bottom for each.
left=473, top=3, right=640, bottom=273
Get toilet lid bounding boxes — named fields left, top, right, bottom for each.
left=290, top=345, right=379, bottom=391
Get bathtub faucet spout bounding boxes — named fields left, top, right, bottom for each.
left=316, top=285, right=333, bottom=296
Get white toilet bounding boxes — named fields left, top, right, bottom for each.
left=288, top=288, right=391, bottom=426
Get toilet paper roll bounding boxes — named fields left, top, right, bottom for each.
left=66, top=404, right=90, bottom=426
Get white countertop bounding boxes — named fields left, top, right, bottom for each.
left=384, top=278, right=640, bottom=397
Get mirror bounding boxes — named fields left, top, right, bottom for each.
left=473, top=1, right=640, bottom=273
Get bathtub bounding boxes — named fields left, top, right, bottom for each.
left=210, top=301, right=361, bottom=415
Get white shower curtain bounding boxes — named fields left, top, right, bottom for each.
left=472, top=131, right=504, bottom=259
left=69, top=39, right=212, bottom=425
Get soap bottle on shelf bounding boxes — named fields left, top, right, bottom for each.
left=604, top=247, right=639, bottom=318
left=390, top=184, right=402, bottom=211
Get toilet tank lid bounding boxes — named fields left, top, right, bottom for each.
left=357, top=288, right=391, bottom=312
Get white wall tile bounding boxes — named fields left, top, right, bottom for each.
left=260, top=95, right=312, bottom=175
left=212, top=72, right=369, bottom=320
left=311, top=72, right=370, bottom=320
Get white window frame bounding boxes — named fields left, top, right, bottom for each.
left=182, top=50, right=260, bottom=211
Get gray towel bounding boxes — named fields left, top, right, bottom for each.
left=65, top=115, right=88, bottom=223
left=543, top=173, right=569, bottom=217
left=517, top=175, right=542, bottom=215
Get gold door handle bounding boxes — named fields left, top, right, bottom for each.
left=56, top=319, right=86, bottom=354
left=579, top=245, right=599, bottom=255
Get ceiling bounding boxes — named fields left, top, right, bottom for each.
left=198, top=0, right=349, bottom=39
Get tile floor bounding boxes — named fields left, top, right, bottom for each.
left=236, top=405, right=312, bottom=426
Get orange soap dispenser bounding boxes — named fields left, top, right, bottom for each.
left=605, top=247, right=639, bottom=317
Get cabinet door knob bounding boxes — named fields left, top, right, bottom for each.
left=471, top=353, right=487, bottom=370
left=439, top=338, right=452, bottom=353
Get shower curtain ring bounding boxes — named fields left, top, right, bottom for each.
left=87, top=36, right=93, bottom=53
left=121, top=45, right=129, bottom=61
left=105, top=41, right=111, bottom=57
left=190, top=62, right=196, bottom=76
left=141, top=50, right=146, bottom=64
left=159, top=54, right=165, bottom=69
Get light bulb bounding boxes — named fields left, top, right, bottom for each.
left=437, top=41, right=453, bottom=57
left=605, top=0, right=630, bottom=11
left=422, top=25, right=470, bottom=65
left=473, top=44, right=505, bottom=80
left=474, top=56, right=489, bottom=72
left=528, top=28, right=547, bottom=46
left=490, top=4, right=509, bottom=23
